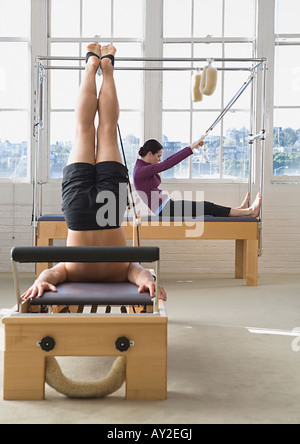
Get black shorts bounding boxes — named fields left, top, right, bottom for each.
left=62, top=162, right=129, bottom=231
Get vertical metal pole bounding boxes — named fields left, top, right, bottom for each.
left=248, top=73, right=255, bottom=203
left=259, top=61, right=267, bottom=257
left=38, top=63, right=44, bottom=218
left=33, top=61, right=44, bottom=246
left=154, top=260, right=160, bottom=315
left=11, top=260, right=21, bottom=313
left=33, top=62, right=40, bottom=245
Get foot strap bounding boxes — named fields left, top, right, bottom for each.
left=86, top=52, right=100, bottom=64
left=101, top=54, right=115, bottom=67
left=86, top=52, right=102, bottom=76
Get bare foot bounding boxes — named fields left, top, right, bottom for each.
left=100, top=44, right=116, bottom=70
left=249, top=193, right=262, bottom=218
left=86, top=43, right=101, bottom=68
left=238, top=192, right=250, bottom=209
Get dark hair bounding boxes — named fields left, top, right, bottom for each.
left=139, top=139, right=163, bottom=158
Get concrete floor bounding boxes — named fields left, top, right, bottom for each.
left=1, top=273, right=300, bottom=424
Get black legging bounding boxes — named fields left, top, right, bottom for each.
left=159, top=200, right=231, bottom=218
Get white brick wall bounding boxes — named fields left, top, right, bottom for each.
left=0, top=181, right=299, bottom=275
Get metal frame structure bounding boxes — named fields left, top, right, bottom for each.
left=33, top=56, right=267, bottom=255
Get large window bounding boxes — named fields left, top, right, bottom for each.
left=162, top=0, right=256, bottom=180
left=274, top=0, right=300, bottom=178
left=49, top=0, right=144, bottom=179
left=0, top=0, right=30, bottom=179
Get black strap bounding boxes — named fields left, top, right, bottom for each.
left=86, top=52, right=100, bottom=64
left=101, top=54, right=115, bottom=67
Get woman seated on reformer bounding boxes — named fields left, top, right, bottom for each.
left=133, top=140, right=262, bottom=219
left=22, top=44, right=166, bottom=301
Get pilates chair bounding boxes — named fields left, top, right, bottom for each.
left=2, top=246, right=167, bottom=401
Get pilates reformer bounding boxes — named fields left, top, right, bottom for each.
left=3, top=246, right=167, bottom=401
left=33, top=56, right=267, bottom=285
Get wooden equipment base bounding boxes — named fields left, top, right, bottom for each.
left=2, top=302, right=167, bottom=401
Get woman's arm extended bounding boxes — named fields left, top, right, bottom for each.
left=136, top=141, right=205, bottom=177
left=138, top=147, right=193, bottom=176
left=21, top=262, right=68, bottom=300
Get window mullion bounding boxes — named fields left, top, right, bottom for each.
left=31, top=0, right=48, bottom=184
left=144, top=0, right=163, bottom=143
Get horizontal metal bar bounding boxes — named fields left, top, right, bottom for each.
left=162, top=108, right=250, bottom=113
left=0, top=37, right=30, bottom=43
left=275, top=41, right=300, bottom=46
left=276, top=33, right=300, bottom=38
left=49, top=37, right=142, bottom=43
left=50, top=108, right=139, bottom=113
left=0, top=108, right=28, bottom=112
left=274, top=105, right=300, bottom=110
left=48, top=36, right=255, bottom=44
left=44, top=65, right=253, bottom=72
left=163, top=37, right=256, bottom=44
left=37, top=56, right=267, bottom=63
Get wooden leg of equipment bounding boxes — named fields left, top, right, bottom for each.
left=2, top=307, right=167, bottom=401
left=4, top=351, right=46, bottom=401
left=245, top=240, right=259, bottom=287
left=235, top=240, right=247, bottom=280
left=126, top=322, right=167, bottom=400
left=236, top=239, right=258, bottom=286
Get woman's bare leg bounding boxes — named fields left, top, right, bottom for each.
left=96, top=45, right=123, bottom=164
left=229, top=193, right=262, bottom=217
left=237, top=192, right=250, bottom=209
left=67, top=43, right=101, bottom=166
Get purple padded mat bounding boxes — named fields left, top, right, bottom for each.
left=30, top=282, right=153, bottom=306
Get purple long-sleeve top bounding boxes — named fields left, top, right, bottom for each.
left=133, top=146, right=193, bottom=214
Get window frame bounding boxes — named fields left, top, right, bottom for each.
left=0, top=34, right=31, bottom=183
left=272, top=35, right=300, bottom=183
left=161, top=0, right=258, bottom=184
